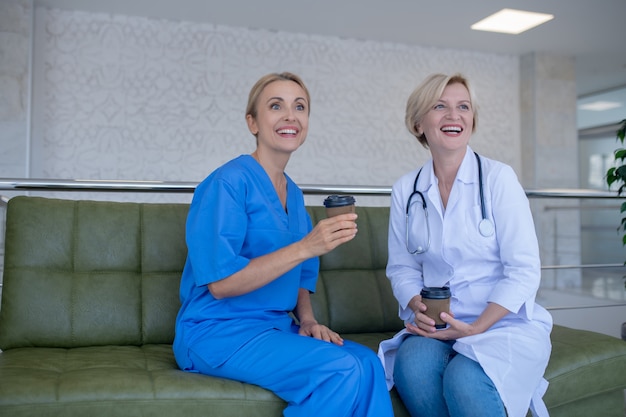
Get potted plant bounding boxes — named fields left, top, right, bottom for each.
left=605, top=117, right=626, bottom=295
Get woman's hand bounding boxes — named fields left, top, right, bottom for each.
left=299, top=213, right=358, bottom=258
left=405, top=301, right=510, bottom=341
left=405, top=293, right=465, bottom=339
left=406, top=294, right=440, bottom=331
left=298, top=320, right=344, bottom=346
left=406, top=312, right=474, bottom=341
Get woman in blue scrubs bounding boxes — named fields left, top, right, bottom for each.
left=173, top=72, right=393, bottom=417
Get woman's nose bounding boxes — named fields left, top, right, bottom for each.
left=284, top=110, right=295, bottom=120
left=445, top=108, right=460, bottom=119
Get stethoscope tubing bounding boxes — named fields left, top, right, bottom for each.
left=405, top=152, right=493, bottom=254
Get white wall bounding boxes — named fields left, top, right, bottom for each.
left=0, top=0, right=31, bottom=180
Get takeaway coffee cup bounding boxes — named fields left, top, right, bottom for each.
left=420, top=286, right=451, bottom=329
left=323, top=195, right=356, bottom=218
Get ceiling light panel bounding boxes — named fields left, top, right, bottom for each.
left=471, top=8, right=554, bottom=35
left=578, top=101, right=623, bottom=112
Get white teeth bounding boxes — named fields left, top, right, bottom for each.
left=278, top=129, right=297, bottom=135
left=441, top=126, right=462, bottom=132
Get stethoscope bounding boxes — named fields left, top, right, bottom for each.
left=405, top=152, right=494, bottom=254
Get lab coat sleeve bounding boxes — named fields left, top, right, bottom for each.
left=386, top=175, right=424, bottom=321
left=487, top=164, right=541, bottom=319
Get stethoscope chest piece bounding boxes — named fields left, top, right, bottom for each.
left=478, top=218, right=494, bottom=237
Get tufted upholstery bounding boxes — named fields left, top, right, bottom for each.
left=0, top=196, right=625, bottom=417
left=307, top=206, right=403, bottom=334
left=0, top=198, right=186, bottom=349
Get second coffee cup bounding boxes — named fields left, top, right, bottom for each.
left=323, top=195, right=356, bottom=218
left=420, top=286, right=451, bottom=329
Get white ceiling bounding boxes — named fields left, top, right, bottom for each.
left=37, top=0, right=626, bottom=97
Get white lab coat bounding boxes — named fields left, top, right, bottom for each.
left=378, top=147, right=553, bottom=417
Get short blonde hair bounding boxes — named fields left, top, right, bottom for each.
left=405, top=73, right=478, bottom=148
left=246, top=72, right=311, bottom=120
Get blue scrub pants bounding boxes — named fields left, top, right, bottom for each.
left=393, top=335, right=506, bottom=417
left=188, top=327, right=393, bottom=417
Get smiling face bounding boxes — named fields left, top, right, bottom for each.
left=246, top=79, right=309, bottom=157
left=416, top=82, right=474, bottom=155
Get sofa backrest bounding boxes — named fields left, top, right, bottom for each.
left=0, top=196, right=402, bottom=350
left=306, top=206, right=403, bottom=334
left=0, top=196, right=188, bottom=349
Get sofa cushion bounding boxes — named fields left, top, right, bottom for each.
left=0, top=197, right=188, bottom=349
left=0, top=342, right=410, bottom=417
left=0, top=344, right=285, bottom=417
left=306, top=206, right=404, bottom=334
left=542, top=325, right=626, bottom=417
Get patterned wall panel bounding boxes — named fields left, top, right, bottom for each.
left=35, top=8, right=519, bottom=200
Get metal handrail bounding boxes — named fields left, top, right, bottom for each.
left=541, top=263, right=625, bottom=270
left=0, top=178, right=621, bottom=198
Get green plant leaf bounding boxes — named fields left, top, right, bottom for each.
left=615, top=149, right=626, bottom=160
left=607, top=167, right=618, bottom=187
left=618, top=119, right=626, bottom=142
left=607, top=118, right=626, bottom=261
left=616, top=165, right=626, bottom=178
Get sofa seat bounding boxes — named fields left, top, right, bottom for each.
left=2, top=328, right=624, bottom=417
left=0, top=345, right=284, bottom=417
left=0, top=338, right=410, bottom=417
left=541, top=325, right=626, bottom=417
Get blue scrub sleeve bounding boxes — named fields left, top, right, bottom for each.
left=297, top=210, right=319, bottom=293
left=186, top=177, right=250, bottom=287
left=300, top=254, right=318, bottom=293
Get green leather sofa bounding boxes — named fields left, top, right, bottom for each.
left=0, top=196, right=624, bottom=417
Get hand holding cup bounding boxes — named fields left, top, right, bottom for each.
left=420, top=287, right=451, bottom=329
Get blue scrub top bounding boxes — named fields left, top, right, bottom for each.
left=174, top=155, right=318, bottom=369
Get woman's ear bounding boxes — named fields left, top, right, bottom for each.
left=246, top=114, right=258, bottom=136
left=415, top=123, right=423, bottom=136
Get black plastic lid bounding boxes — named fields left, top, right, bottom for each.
left=420, top=286, right=451, bottom=299
left=323, top=195, right=356, bottom=208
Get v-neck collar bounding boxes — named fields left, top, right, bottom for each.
left=243, top=155, right=300, bottom=229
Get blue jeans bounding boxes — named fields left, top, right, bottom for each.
left=394, top=335, right=506, bottom=417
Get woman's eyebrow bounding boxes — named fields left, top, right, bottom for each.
left=266, top=96, right=308, bottom=104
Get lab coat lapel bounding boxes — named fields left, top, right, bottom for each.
left=424, top=165, right=444, bottom=221
left=445, top=149, right=476, bottom=216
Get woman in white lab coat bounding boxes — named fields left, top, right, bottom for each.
left=378, top=73, right=553, bottom=417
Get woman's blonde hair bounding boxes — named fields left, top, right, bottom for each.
left=246, top=72, right=311, bottom=120
left=405, top=73, right=478, bottom=148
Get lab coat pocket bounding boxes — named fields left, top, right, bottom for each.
left=464, top=205, right=496, bottom=250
